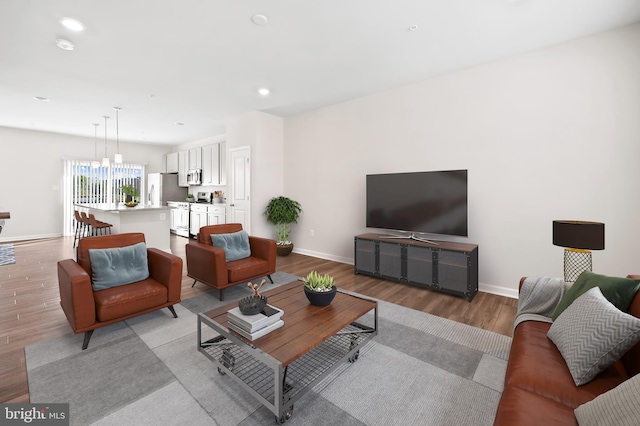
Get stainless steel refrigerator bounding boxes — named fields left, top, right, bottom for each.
left=147, top=173, right=188, bottom=207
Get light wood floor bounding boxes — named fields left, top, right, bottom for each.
left=0, top=235, right=518, bottom=403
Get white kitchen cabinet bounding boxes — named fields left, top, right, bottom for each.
left=189, top=147, right=202, bottom=170
left=190, top=204, right=208, bottom=236
left=201, top=142, right=226, bottom=186
left=178, top=151, right=189, bottom=187
left=207, top=205, right=226, bottom=225
left=166, top=152, right=179, bottom=173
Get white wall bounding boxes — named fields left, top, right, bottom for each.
left=225, top=111, right=284, bottom=238
left=0, top=126, right=169, bottom=241
left=283, top=23, right=640, bottom=297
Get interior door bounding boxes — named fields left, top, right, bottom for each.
left=229, top=146, right=251, bottom=233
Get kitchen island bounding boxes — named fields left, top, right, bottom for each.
left=75, top=203, right=172, bottom=252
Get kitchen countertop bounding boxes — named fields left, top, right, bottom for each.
left=75, top=203, right=171, bottom=212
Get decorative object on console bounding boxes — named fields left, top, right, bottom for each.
left=303, top=270, right=337, bottom=306
left=263, top=196, right=302, bottom=256
left=552, top=220, right=604, bottom=282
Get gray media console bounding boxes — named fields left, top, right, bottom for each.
left=354, top=234, right=478, bottom=301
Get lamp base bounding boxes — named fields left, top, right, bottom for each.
left=564, top=248, right=592, bottom=283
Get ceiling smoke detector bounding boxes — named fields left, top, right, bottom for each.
left=251, top=14, right=268, bottom=26
left=55, top=39, right=75, bottom=51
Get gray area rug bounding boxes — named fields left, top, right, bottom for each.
left=26, top=271, right=511, bottom=426
left=0, top=243, right=15, bottom=265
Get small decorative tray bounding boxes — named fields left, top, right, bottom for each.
left=238, top=295, right=268, bottom=315
left=124, top=201, right=139, bottom=207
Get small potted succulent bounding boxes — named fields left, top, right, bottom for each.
left=302, top=271, right=337, bottom=306
left=186, top=193, right=195, bottom=202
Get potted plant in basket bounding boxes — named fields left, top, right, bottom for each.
left=302, top=271, right=337, bottom=306
left=121, top=184, right=139, bottom=206
left=263, top=196, right=302, bottom=256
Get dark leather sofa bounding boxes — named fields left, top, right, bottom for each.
left=493, top=275, right=640, bottom=425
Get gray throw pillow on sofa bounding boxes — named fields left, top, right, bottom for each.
left=547, top=286, right=640, bottom=386
left=89, top=242, right=149, bottom=291
left=211, top=230, right=251, bottom=262
left=574, top=373, right=640, bottom=426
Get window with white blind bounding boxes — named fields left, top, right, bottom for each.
left=63, top=160, right=146, bottom=235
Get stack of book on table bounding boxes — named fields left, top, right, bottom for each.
left=227, top=304, right=284, bottom=340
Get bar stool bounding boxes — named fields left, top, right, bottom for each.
left=73, top=210, right=85, bottom=247
left=88, top=213, right=113, bottom=235
left=80, top=212, right=93, bottom=236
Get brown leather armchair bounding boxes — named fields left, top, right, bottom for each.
left=186, top=223, right=276, bottom=300
left=57, top=233, right=183, bottom=349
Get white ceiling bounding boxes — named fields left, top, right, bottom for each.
left=1, top=0, right=640, bottom=147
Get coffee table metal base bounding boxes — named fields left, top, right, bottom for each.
left=197, top=306, right=377, bottom=423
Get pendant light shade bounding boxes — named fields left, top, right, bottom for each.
left=113, top=106, right=123, bottom=163
left=102, top=115, right=110, bottom=167
left=91, top=123, right=100, bottom=168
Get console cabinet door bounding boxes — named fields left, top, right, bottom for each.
left=436, top=250, right=469, bottom=294
left=406, top=245, right=434, bottom=286
left=355, top=238, right=377, bottom=274
left=378, top=241, right=403, bottom=280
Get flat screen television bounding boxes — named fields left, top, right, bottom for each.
left=366, top=170, right=468, bottom=239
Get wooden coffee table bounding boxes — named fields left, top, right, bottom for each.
left=197, top=280, right=378, bottom=424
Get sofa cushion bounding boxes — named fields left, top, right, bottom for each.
left=211, top=230, right=251, bottom=262
left=574, top=373, right=640, bottom=426
left=493, top=385, right=579, bottom=426
left=93, top=278, right=167, bottom=322
left=548, top=287, right=640, bottom=386
left=552, top=271, right=640, bottom=320
left=227, top=256, right=269, bottom=283
left=89, top=242, right=149, bottom=291
left=507, top=321, right=626, bottom=408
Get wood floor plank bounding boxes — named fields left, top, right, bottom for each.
left=0, top=234, right=518, bottom=403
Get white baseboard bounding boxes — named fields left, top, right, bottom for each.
left=292, top=248, right=519, bottom=299
left=292, top=248, right=352, bottom=265
left=479, top=282, right=519, bottom=299
left=0, top=233, right=63, bottom=243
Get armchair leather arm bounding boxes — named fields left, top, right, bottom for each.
left=186, top=241, right=228, bottom=287
left=147, top=248, right=183, bottom=303
left=57, top=259, right=96, bottom=331
left=249, top=236, right=277, bottom=271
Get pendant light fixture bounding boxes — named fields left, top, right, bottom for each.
left=102, top=115, right=110, bottom=167
left=113, top=106, right=123, bottom=163
left=91, top=123, right=100, bottom=168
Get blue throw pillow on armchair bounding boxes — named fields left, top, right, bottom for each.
left=89, top=242, right=150, bottom=291
left=211, top=230, right=251, bottom=261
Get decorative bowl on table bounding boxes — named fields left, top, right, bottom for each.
left=124, top=201, right=139, bottom=207
left=238, top=295, right=268, bottom=315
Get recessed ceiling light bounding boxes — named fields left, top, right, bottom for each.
left=33, top=96, right=50, bottom=102
left=251, top=14, right=268, bottom=26
left=59, top=17, right=84, bottom=31
left=258, top=88, right=270, bottom=96
left=174, top=122, right=184, bottom=126
left=55, top=39, right=75, bottom=51
left=408, top=24, right=418, bottom=31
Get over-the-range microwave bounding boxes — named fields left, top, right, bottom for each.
left=187, top=168, right=202, bottom=185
